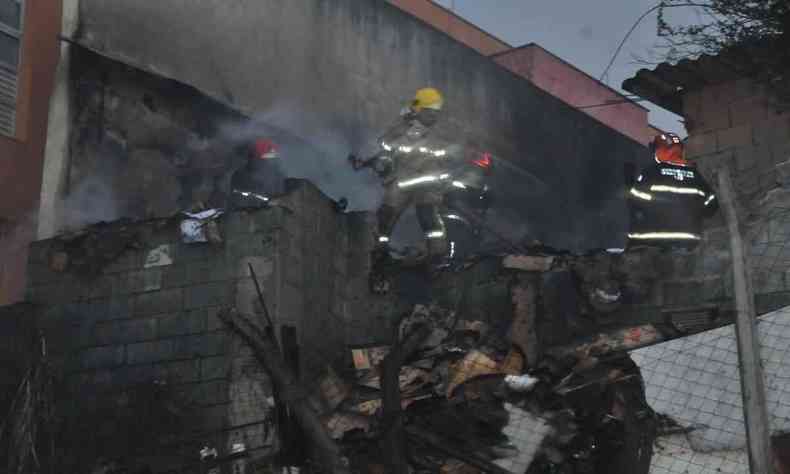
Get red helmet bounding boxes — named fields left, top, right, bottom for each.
left=252, top=139, right=279, bottom=160
left=652, top=133, right=686, bottom=165
left=472, top=151, right=494, bottom=174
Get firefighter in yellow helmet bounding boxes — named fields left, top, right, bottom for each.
left=350, top=88, right=449, bottom=271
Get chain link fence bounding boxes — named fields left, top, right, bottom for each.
left=632, top=186, right=790, bottom=473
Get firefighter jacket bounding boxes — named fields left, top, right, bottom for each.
left=229, top=159, right=285, bottom=208
left=628, top=162, right=718, bottom=242
left=372, top=114, right=450, bottom=188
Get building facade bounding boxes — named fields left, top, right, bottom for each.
left=389, top=0, right=658, bottom=144
left=0, top=0, right=62, bottom=304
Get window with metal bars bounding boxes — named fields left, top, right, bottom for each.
left=0, top=0, right=22, bottom=138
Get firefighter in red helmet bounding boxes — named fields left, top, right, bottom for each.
left=627, top=133, right=718, bottom=249
left=230, top=139, right=285, bottom=209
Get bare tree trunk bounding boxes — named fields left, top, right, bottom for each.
left=717, top=167, right=774, bottom=474
left=381, top=323, right=432, bottom=474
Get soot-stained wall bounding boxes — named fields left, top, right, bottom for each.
left=62, top=49, right=382, bottom=233
left=24, top=180, right=385, bottom=472
left=73, top=0, right=651, bottom=252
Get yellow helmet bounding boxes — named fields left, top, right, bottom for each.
left=412, top=88, right=444, bottom=112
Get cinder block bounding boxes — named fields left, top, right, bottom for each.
left=106, top=297, right=133, bottom=320
left=682, top=91, right=702, bottom=124
left=184, top=282, right=232, bottom=309
left=123, top=268, right=164, bottom=293
left=175, top=332, right=230, bottom=359
left=201, top=355, right=230, bottom=380
left=110, top=358, right=202, bottom=387
left=771, top=141, right=790, bottom=164
left=195, top=379, right=230, bottom=405
left=28, top=264, right=64, bottom=285
left=85, top=274, right=118, bottom=299
left=757, top=169, right=779, bottom=193
left=176, top=242, right=224, bottom=263
left=206, top=306, right=227, bottom=331
left=27, top=241, right=51, bottom=266
left=132, top=288, right=184, bottom=316
left=162, top=264, right=188, bottom=289
left=717, top=124, right=753, bottom=151
left=662, top=279, right=705, bottom=306
left=185, top=260, right=232, bottom=285
left=776, top=160, right=790, bottom=186
left=729, top=96, right=770, bottom=127
left=697, top=100, right=731, bottom=132
left=126, top=339, right=178, bottom=365
left=752, top=113, right=790, bottom=147
left=276, top=283, right=303, bottom=325
left=103, top=250, right=142, bottom=274
left=160, top=358, right=202, bottom=384
left=157, top=309, right=208, bottom=338
left=733, top=146, right=763, bottom=172
left=283, top=255, right=303, bottom=287
left=79, top=345, right=125, bottom=370
left=94, top=318, right=158, bottom=345
left=194, top=404, right=230, bottom=432
left=81, top=299, right=123, bottom=324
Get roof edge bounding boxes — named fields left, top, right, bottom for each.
left=493, top=43, right=650, bottom=113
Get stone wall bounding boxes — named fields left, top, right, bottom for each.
left=24, top=180, right=373, bottom=472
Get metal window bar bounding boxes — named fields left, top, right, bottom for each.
left=0, top=0, right=23, bottom=137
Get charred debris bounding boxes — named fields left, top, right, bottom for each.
left=2, top=204, right=734, bottom=474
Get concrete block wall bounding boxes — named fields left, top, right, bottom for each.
left=23, top=180, right=371, bottom=471
left=648, top=78, right=790, bottom=307
left=683, top=78, right=790, bottom=210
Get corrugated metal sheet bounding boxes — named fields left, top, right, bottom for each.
left=622, top=51, right=747, bottom=115
left=0, top=62, right=16, bottom=137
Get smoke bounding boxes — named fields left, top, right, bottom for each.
left=216, top=101, right=383, bottom=212
left=57, top=174, right=121, bottom=235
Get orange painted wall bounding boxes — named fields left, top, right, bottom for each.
left=494, top=45, right=650, bottom=144
left=0, top=0, right=63, bottom=304
left=388, top=0, right=511, bottom=56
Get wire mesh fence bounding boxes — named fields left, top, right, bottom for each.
left=631, top=180, right=790, bottom=473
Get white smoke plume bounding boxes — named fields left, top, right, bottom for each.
left=216, top=101, right=384, bottom=212
left=57, top=174, right=121, bottom=235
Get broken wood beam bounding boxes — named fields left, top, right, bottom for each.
left=217, top=308, right=349, bottom=473
left=381, top=322, right=433, bottom=474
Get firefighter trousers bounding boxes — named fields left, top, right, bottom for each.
left=377, top=182, right=448, bottom=259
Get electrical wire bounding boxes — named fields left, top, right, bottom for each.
left=600, top=2, right=713, bottom=84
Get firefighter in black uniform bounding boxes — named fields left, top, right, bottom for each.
left=627, top=133, right=719, bottom=250
left=229, top=139, right=285, bottom=209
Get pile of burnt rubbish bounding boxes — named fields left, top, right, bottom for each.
left=317, top=303, right=656, bottom=474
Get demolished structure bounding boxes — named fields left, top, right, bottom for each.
left=3, top=0, right=783, bottom=473
left=1, top=178, right=755, bottom=473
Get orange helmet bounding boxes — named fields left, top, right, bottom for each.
left=251, top=139, right=279, bottom=160
left=652, top=133, right=686, bottom=165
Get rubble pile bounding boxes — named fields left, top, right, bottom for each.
left=315, top=295, right=656, bottom=474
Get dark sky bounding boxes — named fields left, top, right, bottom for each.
left=433, top=0, right=701, bottom=136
